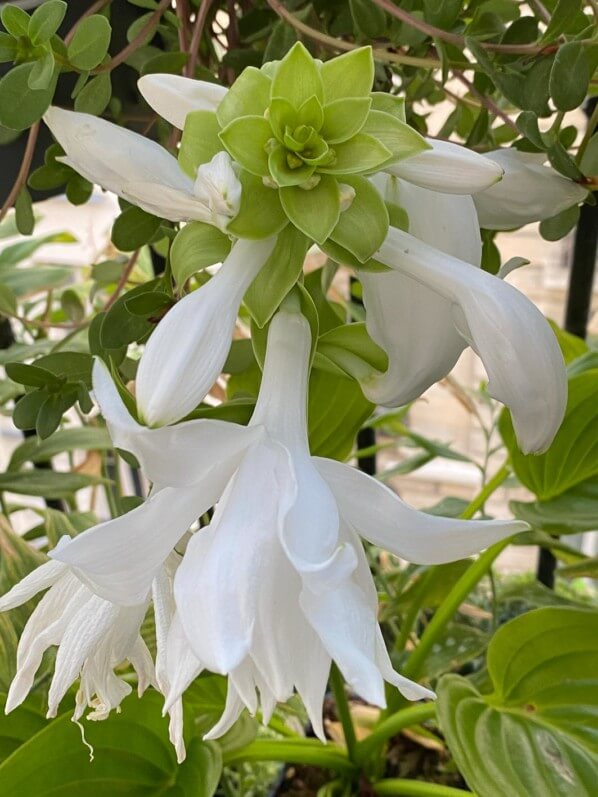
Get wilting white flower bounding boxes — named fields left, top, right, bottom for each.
left=44, top=107, right=241, bottom=231
left=365, top=207, right=567, bottom=454
left=136, top=235, right=276, bottom=426
left=473, top=149, right=588, bottom=229
left=138, top=74, right=505, bottom=197
left=43, top=312, right=526, bottom=742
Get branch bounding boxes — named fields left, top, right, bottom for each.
left=95, top=0, right=171, bottom=73
left=453, top=70, right=519, bottom=132
left=64, top=0, right=113, bottom=45
left=0, top=122, right=40, bottom=225
left=103, top=249, right=141, bottom=311
left=186, top=0, right=215, bottom=77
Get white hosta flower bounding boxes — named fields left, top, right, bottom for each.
left=0, top=546, right=154, bottom=723
left=474, top=149, right=588, bottom=230
left=50, top=312, right=526, bottom=740
left=137, top=75, right=504, bottom=196
left=136, top=235, right=276, bottom=426
left=370, top=222, right=567, bottom=454
left=44, top=107, right=241, bottom=231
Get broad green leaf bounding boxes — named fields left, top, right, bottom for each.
left=216, top=66, right=270, bottom=128
left=140, top=51, right=189, bottom=76
left=3, top=266, right=71, bottom=297
left=560, top=556, right=598, bottom=579
left=319, top=133, right=391, bottom=175
left=0, top=5, right=29, bottom=37
left=280, top=175, right=340, bottom=244
left=330, top=174, right=388, bottom=262
left=170, top=222, right=231, bottom=286
left=0, top=695, right=47, bottom=763
left=423, top=0, right=461, bottom=28
left=36, top=351, right=93, bottom=386
left=548, top=320, right=588, bottom=364
left=297, top=94, right=324, bottom=131
left=0, top=470, right=106, bottom=498
left=0, top=63, right=57, bottom=131
left=0, top=32, right=18, bottom=63
left=499, top=369, right=598, bottom=500
left=5, top=362, right=60, bottom=389
left=268, top=144, right=315, bottom=187
left=320, top=47, right=374, bottom=103
left=510, top=478, right=598, bottom=535
left=100, top=282, right=158, bottom=349
left=74, top=72, right=112, bottom=115
left=0, top=283, right=16, bottom=316
left=0, top=233, right=75, bottom=268
left=14, top=187, right=34, bottom=235
left=361, top=110, right=429, bottom=163
left=226, top=171, right=287, bottom=239
left=67, top=14, right=112, bottom=71
left=541, top=0, right=582, bottom=42
left=423, top=622, right=489, bottom=680
left=349, top=0, right=386, bottom=37
left=112, top=206, right=161, bottom=251
left=28, top=0, right=66, bottom=44
left=270, top=41, right=323, bottom=108
left=37, top=393, right=70, bottom=439
left=540, top=204, right=580, bottom=241
left=370, top=92, right=406, bottom=122
left=8, top=427, right=113, bottom=471
left=27, top=50, right=56, bottom=92
left=550, top=42, right=589, bottom=112
left=438, top=607, right=598, bottom=797
left=219, top=115, right=271, bottom=177
left=316, top=322, right=387, bottom=382
left=580, top=133, right=598, bottom=177
left=179, top=110, right=222, bottom=177
left=320, top=97, right=371, bottom=144
left=268, top=96, right=298, bottom=141
left=244, top=225, right=310, bottom=327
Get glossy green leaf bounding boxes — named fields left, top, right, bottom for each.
left=361, top=110, right=429, bottom=163
left=112, top=206, right=162, bottom=251
left=510, top=478, right=598, bottom=535
left=179, top=110, right=222, bottom=177
left=216, top=66, right=270, bottom=128
left=320, top=97, right=371, bottom=144
left=226, top=171, right=287, bottom=238
left=0, top=5, right=29, bottom=37
left=219, top=115, right=271, bottom=177
left=170, top=221, right=231, bottom=286
left=319, top=133, right=392, bottom=175
left=330, top=174, right=388, bottom=262
left=438, top=607, right=598, bottom=797
left=280, top=174, right=340, bottom=244
left=320, top=46, right=374, bottom=103
left=28, top=0, right=66, bottom=44
left=67, top=14, right=112, bottom=71
left=550, top=42, right=589, bottom=112
left=270, top=41, right=323, bottom=108
left=0, top=63, right=57, bottom=131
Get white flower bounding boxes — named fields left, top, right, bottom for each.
left=135, top=235, right=276, bottom=427
left=474, top=149, right=588, bottom=229
left=46, top=312, right=526, bottom=741
left=365, top=199, right=567, bottom=453
left=44, top=106, right=241, bottom=231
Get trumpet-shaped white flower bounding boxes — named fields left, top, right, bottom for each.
left=136, top=235, right=276, bottom=426
left=473, top=149, right=588, bottom=230
left=44, top=312, right=525, bottom=741
left=44, top=107, right=241, bottom=231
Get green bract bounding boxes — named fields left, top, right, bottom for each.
left=178, top=43, right=429, bottom=261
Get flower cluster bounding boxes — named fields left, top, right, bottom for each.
left=1, top=45, right=583, bottom=760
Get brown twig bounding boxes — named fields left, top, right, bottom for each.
left=186, top=0, right=215, bottom=77
left=0, top=122, right=40, bottom=225
left=103, top=249, right=141, bottom=311
left=64, top=0, right=113, bottom=45
left=453, top=69, right=518, bottom=132
left=95, top=0, right=171, bottom=73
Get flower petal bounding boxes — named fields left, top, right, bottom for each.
left=138, top=74, right=227, bottom=129
left=315, top=457, right=528, bottom=562
left=0, top=555, right=67, bottom=612
left=44, top=107, right=210, bottom=223
left=387, top=138, right=504, bottom=194
left=361, top=178, right=480, bottom=406
left=375, top=227, right=567, bottom=453
left=203, top=683, right=244, bottom=740
left=92, top=359, right=261, bottom=487
left=136, top=236, right=276, bottom=427
left=474, top=149, right=588, bottom=229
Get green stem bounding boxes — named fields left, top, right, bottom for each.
left=395, top=569, right=434, bottom=653
left=356, top=703, right=436, bottom=763
left=459, top=462, right=510, bottom=519
left=374, top=779, right=472, bottom=796
left=222, top=739, right=356, bottom=776
left=577, top=101, right=598, bottom=164
left=330, top=663, right=358, bottom=762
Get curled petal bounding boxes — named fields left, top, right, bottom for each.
left=92, top=359, right=261, bottom=487
left=375, top=227, right=567, bottom=453
left=203, top=683, right=244, bottom=741
left=316, top=457, right=528, bottom=563
left=136, top=236, right=276, bottom=427
left=361, top=178, right=480, bottom=406
left=0, top=553, right=67, bottom=612
left=387, top=138, right=504, bottom=194
left=138, top=74, right=227, bottom=129
left=474, top=149, right=588, bottom=230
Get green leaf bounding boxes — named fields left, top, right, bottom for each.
left=170, top=222, right=232, bottom=286
left=539, top=204, right=580, bottom=241
left=438, top=607, right=598, bottom=797
left=0, top=5, right=29, bottom=37
left=244, top=225, right=310, bottom=327
left=270, top=41, right=323, bottom=108
left=74, top=72, right=111, bottom=115
left=36, top=392, right=70, bottom=439
left=0, top=32, right=18, bottom=63
left=27, top=50, right=56, bottom=91
left=549, top=320, right=588, bottom=364
left=216, top=66, right=270, bottom=128
left=112, top=206, right=161, bottom=251
left=499, top=369, right=598, bottom=500
left=226, top=171, right=287, bottom=239
left=330, top=174, right=389, bottom=262
left=0, top=470, right=106, bottom=498
left=370, top=92, right=405, bottom=122
left=100, top=281, right=158, bottom=349
left=547, top=140, right=583, bottom=180
left=550, top=42, right=589, bottom=112
left=580, top=133, right=598, bottom=177
left=140, top=51, right=189, bottom=76
left=268, top=144, right=315, bottom=187
left=124, top=290, right=171, bottom=316
left=9, top=427, right=112, bottom=471
left=0, top=63, right=57, bottom=131
left=67, top=14, right=111, bottom=71
left=28, top=0, right=66, bottom=44
left=363, top=110, right=430, bottom=163
left=317, top=322, right=387, bottom=381
left=541, top=0, right=582, bottom=42
left=0, top=691, right=222, bottom=795
left=0, top=232, right=75, bottom=268
left=320, top=47, right=374, bottom=103
left=319, top=133, right=392, bottom=175
left=219, top=115, right=271, bottom=177
left=0, top=283, right=16, bottom=316
left=36, top=351, right=93, bottom=386
left=178, top=110, right=222, bottom=177
left=280, top=175, right=340, bottom=244
left=349, top=0, right=386, bottom=38
left=14, top=188, right=34, bottom=236
left=320, top=97, right=371, bottom=144
left=510, top=478, right=598, bottom=535
left=5, top=362, right=60, bottom=389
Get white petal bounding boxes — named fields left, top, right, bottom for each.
left=375, top=628, right=434, bottom=701
left=203, top=683, right=244, bottom=740
left=376, top=227, right=567, bottom=453
left=92, top=358, right=261, bottom=487
left=44, top=107, right=212, bottom=223
left=167, top=698, right=187, bottom=763
left=361, top=178, right=481, bottom=406
left=387, top=138, right=504, bottom=194
left=316, top=457, right=528, bottom=562
left=138, top=74, right=227, bottom=129
left=0, top=556, right=67, bottom=611
left=163, top=611, right=202, bottom=711
left=50, top=482, right=217, bottom=606
left=474, top=149, right=588, bottom=229
left=174, top=438, right=297, bottom=674
left=136, top=236, right=276, bottom=427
